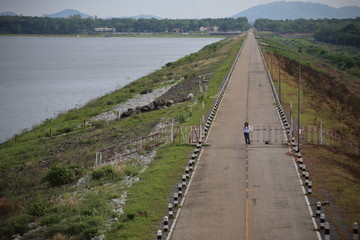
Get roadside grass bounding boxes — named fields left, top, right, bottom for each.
left=0, top=34, right=246, bottom=239
left=106, top=144, right=193, bottom=239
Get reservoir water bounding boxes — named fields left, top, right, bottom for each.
left=0, top=36, right=221, bottom=143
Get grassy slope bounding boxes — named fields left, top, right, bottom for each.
left=260, top=32, right=360, bottom=239
left=0, top=35, right=245, bottom=239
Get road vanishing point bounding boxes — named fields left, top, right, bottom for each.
left=168, top=30, right=319, bottom=240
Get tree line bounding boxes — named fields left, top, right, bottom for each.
left=254, top=18, right=360, bottom=47
left=0, top=15, right=251, bottom=34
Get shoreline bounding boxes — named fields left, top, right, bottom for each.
left=0, top=33, right=226, bottom=38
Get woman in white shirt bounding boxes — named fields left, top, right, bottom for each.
left=243, top=122, right=251, bottom=144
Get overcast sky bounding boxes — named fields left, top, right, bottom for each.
left=1, top=0, right=359, bottom=19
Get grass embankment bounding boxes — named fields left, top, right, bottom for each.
left=260, top=32, right=360, bottom=239
left=0, top=34, right=245, bottom=239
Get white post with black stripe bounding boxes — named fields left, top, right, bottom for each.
left=189, top=159, right=194, bottom=172
left=354, top=222, right=359, bottom=240
left=307, top=180, right=312, bottom=195
left=305, top=172, right=309, bottom=186
left=325, top=222, right=330, bottom=240
left=157, top=230, right=162, bottom=240
left=316, top=202, right=322, bottom=217
left=168, top=203, right=174, bottom=219
left=173, top=192, right=178, bottom=207
left=163, top=216, right=169, bottom=232
left=182, top=175, right=187, bottom=187
left=178, top=183, right=183, bottom=196
left=185, top=167, right=190, bottom=179
left=320, top=213, right=326, bottom=229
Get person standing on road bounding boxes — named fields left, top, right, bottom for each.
left=243, top=122, right=251, bottom=144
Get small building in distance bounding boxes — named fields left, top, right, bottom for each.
left=199, top=26, right=219, bottom=32
left=94, top=27, right=116, bottom=32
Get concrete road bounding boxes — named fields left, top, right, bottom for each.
left=169, top=31, right=318, bottom=240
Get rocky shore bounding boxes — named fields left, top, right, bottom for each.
left=93, top=74, right=202, bottom=122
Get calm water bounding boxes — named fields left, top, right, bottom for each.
left=0, top=36, right=221, bottom=143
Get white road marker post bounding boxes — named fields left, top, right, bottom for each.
left=168, top=203, right=174, bottom=219
left=307, top=180, right=312, bottom=194
left=182, top=175, right=187, bottom=188
left=305, top=172, right=310, bottom=186
left=163, top=216, right=169, bottom=232
left=178, top=183, right=183, bottom=197
left=173, top=193, right=178, bottom=207
left=354, top=222, right=359, bottom=240
left=316, top=202, right=322, bottom=217
left=320, top=213, right=326, bottom=229
left=157, top=230, right=162, bottom=240
left=325, top=222, right=330, bottom=240
left=185, top=167, right=190, bottom=179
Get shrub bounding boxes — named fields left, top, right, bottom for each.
left=44, top=165, right=76, bottom=187
left=140, top=89, right=153, bottom=95
left=174, top=114, right=187, bottom=123
left=26, top=199, right=49, bottom=216
left=92, top=165, right=115, bottom=180
left=93, top=120, right=106, bottom=129
left=40, top=214, right=62, bottom=225
left=56, top=127, right=73, bottom=135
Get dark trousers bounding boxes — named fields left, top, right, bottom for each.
left=244, top=132, right=250, bottom=144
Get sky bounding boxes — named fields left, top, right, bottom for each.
left=1, top=0, right=360, bottom=19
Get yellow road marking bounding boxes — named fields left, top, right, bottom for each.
left=246, top=198, right=249, bottom=240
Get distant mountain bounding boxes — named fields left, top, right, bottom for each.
left=43, top=9, right=92, bottom=18
left=131, top=14, right=162, bottom=19
left=231, top=1, right=360, bottom=22
left=110, top=14, right=162, bottom=20
left=0, top=11, right=17, bottom=16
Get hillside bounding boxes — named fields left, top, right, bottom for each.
left=43, top=9, right=91, bottom=18
left=232, top=1, right=360, bottom=22
left=0, top=11, right=16, bottom=16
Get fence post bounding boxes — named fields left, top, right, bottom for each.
left=290, top=102, right=293, bottom=139
left=171, top=122, right=174, bottom=144
left=202, top=100, right=205, bottom=128
left=95, top=152, right=98, bottom=167
left=320, top=120, right=323, bottom=144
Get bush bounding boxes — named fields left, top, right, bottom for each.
left=40, top=214, right=62, bottom=225
left=26, top=199, right=49, bottom=217
left=92, top=165, right=115, bottom=180
left=174, top=114, right=187, bottom=123
left=93, top=120, right=106, bottom=129
left=44, top=165, right=76, bottom=187
left=140, top=89, right=152, bottom=95
left=56, top=127, right=73, bottom=135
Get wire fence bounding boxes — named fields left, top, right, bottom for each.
left=300, top=125, right=359, bottom=156
left=95, top=124, right=204, bottom=167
